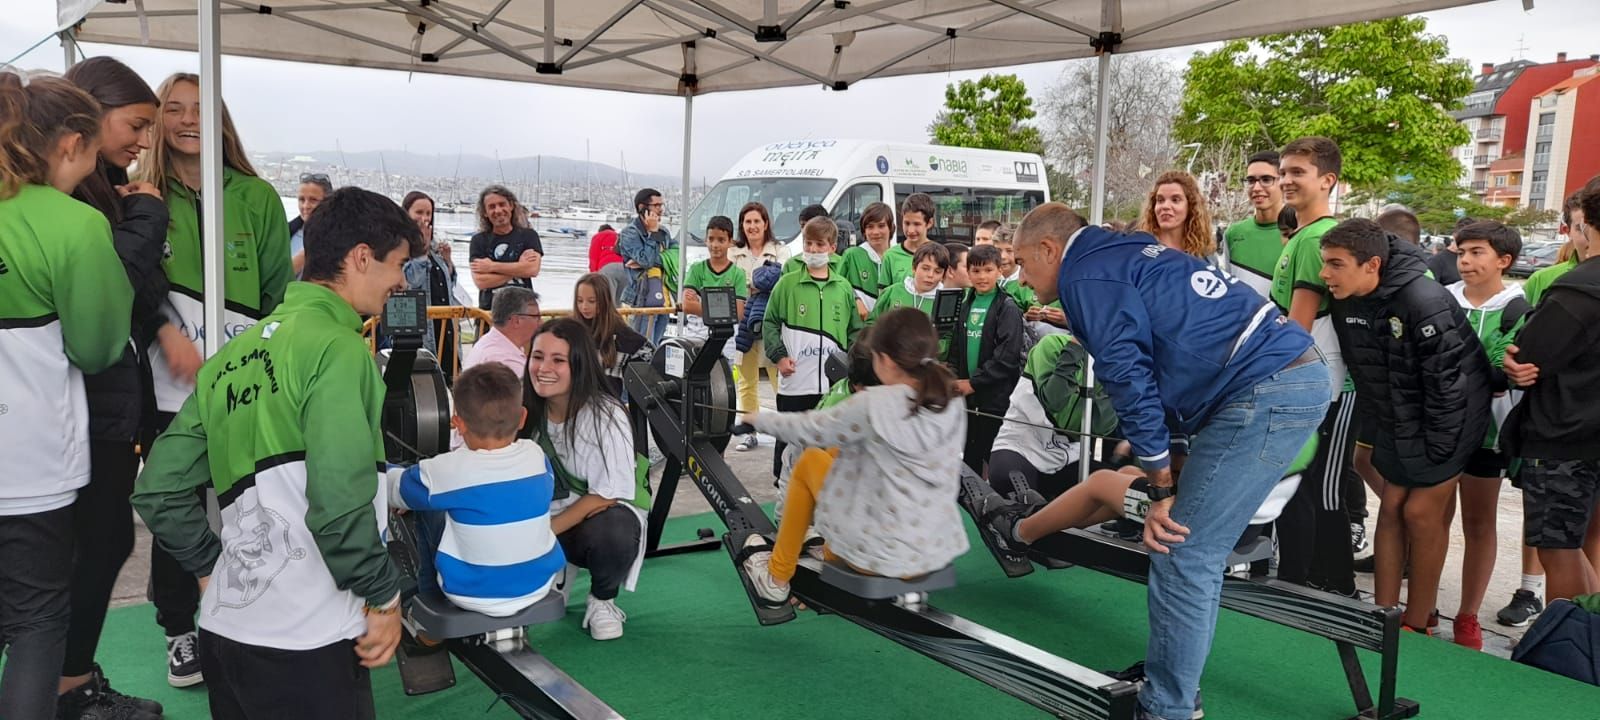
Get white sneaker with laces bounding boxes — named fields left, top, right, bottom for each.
left=582, top=595, right=627, bottom=641
left=735, top=434, right=758, bottom=451
left=740, top=534, right=791, bottom=603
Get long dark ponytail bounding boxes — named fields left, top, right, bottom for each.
left=65, top=57, right=158, bottom=223
left=867, top=307, right=956, bottom=415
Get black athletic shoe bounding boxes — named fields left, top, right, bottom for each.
left=1109, top=661, right=1203, bottom=719
left=967, top=481, right=1032, bottom=555
left=1496, top=589, right=1544, bottom=627
left=165, top=632, right=203, bottom=688
left=58, top=666, right=164, bottom=720
left=1352, top=554, right=1409, bottom=577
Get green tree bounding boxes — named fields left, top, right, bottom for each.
left=929, top=73, right=1044, bottom=154
left=1345, top=177, right=1510, bottom=234
left=1175, top=17, right=1473, bottom=190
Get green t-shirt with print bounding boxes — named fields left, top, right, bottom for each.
left=964, top=289, right=997, bottom=376
left=1269, top=216, right=1337, bottom=316
left=683, top=258, right=748, bottom=300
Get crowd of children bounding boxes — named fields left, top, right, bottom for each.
left=8, top=50, right=1600, bottom=720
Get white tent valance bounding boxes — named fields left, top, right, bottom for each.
left=61, top=0, right=1492, bottom=97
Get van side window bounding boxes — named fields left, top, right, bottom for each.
left=892, top=185, right=1047, bottom=245
left=829, top=183, right=884, bottom=248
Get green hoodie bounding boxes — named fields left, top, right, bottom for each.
left=763, top=268, right=863, bottom=396
left=150, top=168, right=293, bottom=412
left=1447, top=281, right=1530, bottom=450
left=133, top=282, right=402, bottom=651
left=877, top=242, right=916, bottom=291
left=1523, top=257, right=1578, bottom=307
left=0, top=185, right=133, bottom=513
left=839, top=244, right=885, bottom=303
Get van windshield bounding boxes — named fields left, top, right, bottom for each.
left=682, top=177, right=837, bottom=247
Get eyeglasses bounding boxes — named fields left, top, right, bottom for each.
left=300, top=173, right=330, bottom=183
left=514, top=312, right=542, bottom=321
left=646, top=202, right=666, bottom=211
left=1244, top=175, right=1278, bottom=187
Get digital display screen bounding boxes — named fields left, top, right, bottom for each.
left=702, top=287, right=736, bottom=326
left=384, top=291, right=427, bottom=335
left=932, top=289, right=963, bottom=327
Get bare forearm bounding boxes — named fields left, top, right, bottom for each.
left=552, top=494, right=618, bottom=535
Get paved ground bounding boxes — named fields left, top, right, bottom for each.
left=115, top=379, right=1537, bottom=659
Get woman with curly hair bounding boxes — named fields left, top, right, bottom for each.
left=1138, top=170, right=1216, bottom=261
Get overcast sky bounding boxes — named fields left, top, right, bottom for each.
left=4, top=0, right=1596, bottom=181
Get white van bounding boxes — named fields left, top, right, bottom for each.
left=681, top=139, right=1050, bottom=258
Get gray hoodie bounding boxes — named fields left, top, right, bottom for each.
left=753, top=383, right=969, bottom=576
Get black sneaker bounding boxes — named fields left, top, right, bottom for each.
left=967, top=482, right=1033, bottom=555
left=166, top=632, right=203, bottom=688
left=1108, top=661, right=1203, bottom=719
left=58, top=666, right=163, bottom=720
left=1495, top=589, right=1544, bottom=627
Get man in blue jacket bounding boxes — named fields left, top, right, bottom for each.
left=1005, top=203, right=1331, bottom=720
left=617, top=187, right=676, bottom=344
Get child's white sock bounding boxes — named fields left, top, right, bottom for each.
left=1521, top=573, right=1545, bottom=594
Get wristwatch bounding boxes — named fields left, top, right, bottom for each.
left=1146, top=485, right=1176, bottom=502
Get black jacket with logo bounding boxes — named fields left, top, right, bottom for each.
left=947, top=288, right=1025, bottom=414
left=1331, top=237, right=1490, bottom=486
left=1502, top=256, right=1600, bottom=461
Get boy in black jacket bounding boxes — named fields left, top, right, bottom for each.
left=947, top=244, right=1024, bottom=474
left=1320, top=218, right=1492, bottom=634
left=1502, top=178, right=1600, bottom=603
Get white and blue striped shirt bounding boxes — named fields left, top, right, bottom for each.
left=387, top=440, right=565, bottom=617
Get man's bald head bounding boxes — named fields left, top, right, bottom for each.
left=1014, top=203, right=1088, bottom=302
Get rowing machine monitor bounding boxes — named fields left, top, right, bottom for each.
left=378, top=289, right=448, bottom=464
left=700, top=286, right=737, bottom=330
left=932, top=288, right=963, bottom=332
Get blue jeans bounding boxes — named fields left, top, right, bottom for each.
left=1141, top=360, right=1330, bottom=720
left=413, top=510, right=447, bottom=596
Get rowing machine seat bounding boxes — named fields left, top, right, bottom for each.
left=819, top=560, right=957, bottom=599
left=409, top=590, right=566, bottom=640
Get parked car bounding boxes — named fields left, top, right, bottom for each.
left=1509, top=242, right=1561, bottom=278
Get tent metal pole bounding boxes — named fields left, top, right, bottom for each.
left=60, top=32, right=75, bottom=70
left=1080, top=47, right=1113, bottom=486
left=199, top=0, right=226, bottom=357
left=677, top=89, right=693, bottom=326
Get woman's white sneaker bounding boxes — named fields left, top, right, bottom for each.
left=582, top=596, right=627, bottom=641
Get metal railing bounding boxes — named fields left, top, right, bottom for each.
left=1476, top=127, right=1503, bottom=140
left=361, top=304, right=680, bottom=379
left=1530, top=181, right=1548, bottom=198
left=1534, top=153, right=1551, bottom=167
left=1472, top=155, right=1494, bottom=167
left=1538, top=125, right=1555, bottom=140
left=1470, top=181, right=1488, bottom=193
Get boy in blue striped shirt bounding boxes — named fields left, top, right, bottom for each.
left=387, top=364, right=565, bottom=617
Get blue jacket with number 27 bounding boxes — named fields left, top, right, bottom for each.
left=1056, top=226, right=1318, bottom=472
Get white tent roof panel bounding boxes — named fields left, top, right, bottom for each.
left=61, top=0, right=1493, bottom=96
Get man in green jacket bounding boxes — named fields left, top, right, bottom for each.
left=133, top=187, right=424, bottom=720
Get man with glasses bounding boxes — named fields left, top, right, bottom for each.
left=462, top=286, right=541, bottom=379
left=290, top=173, right=334, bottom=277
left=618, top=187, right=676, bottom=344
left=1222, top=151, right=1284, bottom=298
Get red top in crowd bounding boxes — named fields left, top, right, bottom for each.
left=589, top=228, right=623, bottom=271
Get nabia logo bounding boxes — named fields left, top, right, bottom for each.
left=0, top=255, right=9, bottom=275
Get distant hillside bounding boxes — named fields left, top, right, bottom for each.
left=258, top=150, right=679, bottom=189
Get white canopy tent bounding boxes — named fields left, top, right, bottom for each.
left=57, top=0, right=1500, bottom=479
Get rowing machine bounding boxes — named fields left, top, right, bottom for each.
left=624, top=287, right=1141, bottom=719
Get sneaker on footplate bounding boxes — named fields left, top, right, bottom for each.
left=1496, top=589, right=1544, bottom=627
left=739, top=534, right=792, bottom=604
left=582, top=595, right=627, bottom=641
left=1111, top=661, right=1203, bottom=719
left=1453, top=614, right=1484, bottom=650
left=165, top=632, right=203, bottom=688
left=735, top=434, right=758, bottom=452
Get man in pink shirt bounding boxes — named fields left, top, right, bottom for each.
left=463, top=286, right=541, bottom=378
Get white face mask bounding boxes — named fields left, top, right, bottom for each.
left=803, top=251, right=830, bottom=269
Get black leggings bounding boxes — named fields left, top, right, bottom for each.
left=144, top=410, right=202, bottom=637
left=963, top=412, right=1005, bottom=476
left=1276, top=391, right=1357, bottom=595
left=557, top=505, right=641, bottom=601
left=62, top=440, right=140, bottom=677
left=199, top=631, right=374, bottom=720
left=773, top=394, right=822, bottom=479
left=0, top=506, right=75, bottom=720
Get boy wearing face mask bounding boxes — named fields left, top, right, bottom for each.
left=763, top=217, right=865, bottom=479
